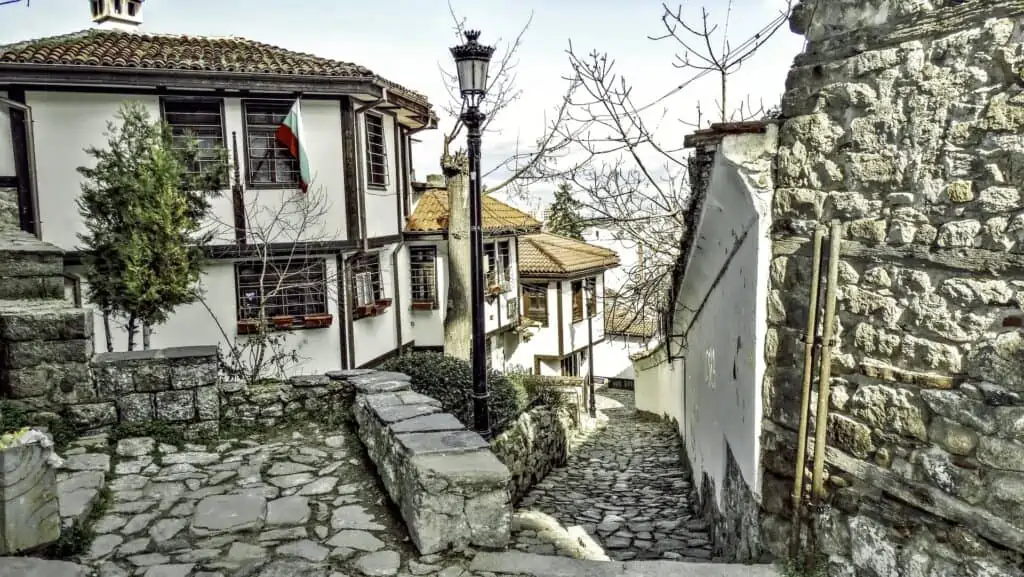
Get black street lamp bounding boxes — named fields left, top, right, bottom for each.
left=451, top=30, right=495, bottom=439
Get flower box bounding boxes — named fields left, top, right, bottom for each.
left=272, top=316, right=295, bottom=329
left=0, top=429, right=62, bottom=554
left=376, top=298, right=393, bottom=309
left=411, top=301, right=434, bottom=311
left=237, top=319, right=261, bottom=335
left=303, top=314, right=334, bottom=329
left=355, top=304, right=378, bottom=318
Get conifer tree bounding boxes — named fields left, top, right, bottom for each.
left=77, top=101, right=227, bottom=351
left=546, top=181, right=585, bottom=240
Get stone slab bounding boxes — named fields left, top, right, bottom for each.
left=395, top=430, right=489, bottom=456
left=389, top=413, right=465, bottom=434
left=411, top=450, right=511, bottom=487
left=0, top=444, right=60, bottom=554
left=375, top=404, right=441, bottom=424
left=0, top=558, right=92, bottom=577
left=469, top=552, right=781, bottom=577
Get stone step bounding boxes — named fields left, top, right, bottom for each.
left=469, top=551, right=781, bottom=577
left=0, top=230, right=65, bottom=301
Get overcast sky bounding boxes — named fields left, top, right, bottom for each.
left=1, top=0, right=805, bottom=211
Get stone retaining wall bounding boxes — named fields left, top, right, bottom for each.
left=490, top=405, right=577, bottom=504
left=90, top=346, right=220, bottom=437
left=348, top=369, right=512, bottom=555
left=219, top=374, right=355, bottom=427
left=759, top=3, right=1024, bottom=576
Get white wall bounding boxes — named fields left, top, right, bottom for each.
left=634, top=126, right=777, bottom=510
left=0, top=90, right=14, bottom=178
left=25, top=91, right=385, bottom=249
left=360, top=112, right=401, bottom=239
left=634, top=344, right=684, bottom=431
left=582, top=227, right=636, bottom=292
left=593, top=333, right=647, bottom=381
left=350, top=243, right=401, bottom=367
left=72, top=257, right=345, bottom=375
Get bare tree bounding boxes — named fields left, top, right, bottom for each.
left=547, top=1, right=792, bottom=334
left=199, top=148, right=345, bottom=386
left=437, top=4, right=580, bottom=359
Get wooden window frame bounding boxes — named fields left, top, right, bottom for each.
left=365, top=112, right=389, bottom=189
left=160, top=97, right=228, bottom=185
left=351, top=253, right=391, bottom=320
left=409, top=245, right=438, bottom=310
left=484, top=240, right=511, bottom=294
left=234, top=258, right=332, bottom=334
left=522, top=282, right=548, bottom=326
left=585, top=277, right=597, bottom=318
left=571, top=280, right=584, bottom=323
left=242, top=99, right=300, bottom=189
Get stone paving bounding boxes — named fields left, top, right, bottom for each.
left=510, top=387, right=713, bottom=563
left=58, top=422, right=496, bottom=577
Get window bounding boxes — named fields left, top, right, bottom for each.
left=162, top=99, right=225, bottom=179
left=244, top=101, right=299, bottom=187
left=498, top=241, right=511, bottom=283
left=409, top=246, right=438, bottom=308
left=585, top=277, right=597, bottom=318
left=351, top=253, right=387, bottom=319
left=235, top=259, right=328, bottom=327
left=365, top=113, right=389, bottom=188
left=572, top=280, right=584, bottom=323
left=522, top=283, right=548, bottom=326
left=485, top=240, right=511, bottom=287
left=561, top=350, right=585, bottom=377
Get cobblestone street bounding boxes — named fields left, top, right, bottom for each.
left=511, top=387, right=712, bottom=562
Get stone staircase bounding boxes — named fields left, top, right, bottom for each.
left=0, top=186, right=108, bottom=533
left=470, top=551, right=781, bottom=577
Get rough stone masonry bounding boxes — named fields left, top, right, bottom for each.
left=761, top=1, right=1024, bottom=576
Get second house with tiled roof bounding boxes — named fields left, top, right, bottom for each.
left=0, top=0, right=435, bottom=371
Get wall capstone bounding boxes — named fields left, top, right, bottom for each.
left=345, top=369, right=512, bottom=554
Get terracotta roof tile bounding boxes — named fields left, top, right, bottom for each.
left=0, top=29, right=429, bottom=106
left=518, top=233, right=620, bottom=276
left=405, top=190, right=541, bottom=234
left=604, top=295, right=657, bottom=339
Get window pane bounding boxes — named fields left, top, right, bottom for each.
left=244, top=101, right=299, bottom=186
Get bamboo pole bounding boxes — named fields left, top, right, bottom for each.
left=790, top=226, right=825, bottom=555
left=810, top=220, right=843, bottom=501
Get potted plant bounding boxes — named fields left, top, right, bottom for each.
left=237, top=319, right=261, bottom=335
left=0, top=428, right=62, bottom=554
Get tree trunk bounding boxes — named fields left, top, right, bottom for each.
left=103, top=311, right=113, bottom=353
left=443, top=151, right=471, bottom=360
left=126, top=314, right=137, bottom=351
left=142, top=322, right=151, bottom=350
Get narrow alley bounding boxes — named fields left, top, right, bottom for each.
left=510, top=387, right=712, bottom=562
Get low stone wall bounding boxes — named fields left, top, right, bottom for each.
left=90, top=346, right=220, bottom=437
left=490, top=405, right=577, bottom=504
left=348, top=369, right=512, bottom=555
left=219, top=374, right=355, bottom=427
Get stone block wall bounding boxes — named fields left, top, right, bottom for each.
left=349, top=369, right=512, bottom=555
left=219, top=374, right=355, bottom=427
left=90, top=346, right=220, bottom=437
left=761, top=2, right=1024, bottom=576
left=490, top=405, right=578, bottom=504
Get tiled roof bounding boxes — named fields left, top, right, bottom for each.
left=0, top=29, right=429, bottom=107
left=518, top=233, right=620, bottom=277
left=604, top=294, right=657, bottom=338
left=405, top=190, right=541, bottom=234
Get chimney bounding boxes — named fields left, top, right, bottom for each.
left=90, top=0, right=144, bottom=31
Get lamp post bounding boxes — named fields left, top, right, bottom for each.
left=451, top=30, right=495, bottom=439
left=586, top=282, right=596, bottom=418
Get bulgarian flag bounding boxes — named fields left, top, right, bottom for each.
left=275, top=99, right=312, bottom=193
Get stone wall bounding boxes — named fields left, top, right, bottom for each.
left=90, top=346, right=220, bottom=437
left=219, top=374, right=355, bottom=427
left=490, top=405, right=577, bottom=504
left=349, top=369, right=512, bottom=555
left=761, top=2, right=1024, bottom=575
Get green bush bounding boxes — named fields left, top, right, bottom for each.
left=504, top=367, right=571, bottom=410
left=379, top=351, right=527, bottom=433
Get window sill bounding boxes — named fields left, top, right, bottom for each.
left=411, top=301, right=436, bottom=311
left=245, top=183, right=303, bottom=191
left=237, top=314, right=333, bottom=335
left=366, top=183, right=389, bottom=191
